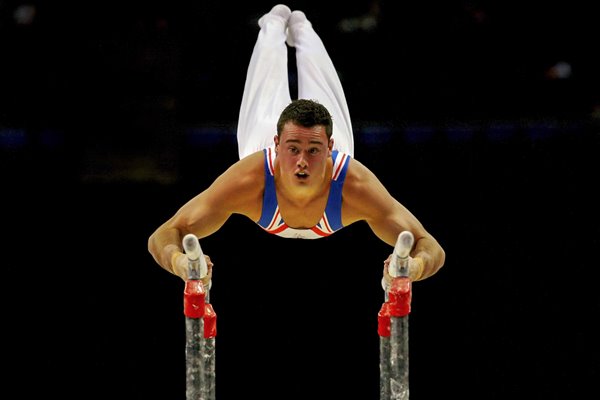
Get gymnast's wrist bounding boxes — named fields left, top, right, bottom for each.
left=411, top=256, right=425, bottom=281
left=164, top=244, right=182, bottom=273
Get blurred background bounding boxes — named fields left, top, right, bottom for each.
left=2, top=1, right=598, bottom=399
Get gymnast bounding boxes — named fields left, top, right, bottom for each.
left=148, top=4, right=445, bottom=287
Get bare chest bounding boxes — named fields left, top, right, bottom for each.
left=277, top=194, right=329, bottom=229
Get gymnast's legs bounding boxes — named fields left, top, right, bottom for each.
left=236, top=5, right=354, bottom=159
left=289, top=10, right=354, bottom=156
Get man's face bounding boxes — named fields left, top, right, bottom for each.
left=274, top=121, right=333, bottom=190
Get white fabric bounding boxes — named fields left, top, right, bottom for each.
left=236, top=12, right=354, bottom=159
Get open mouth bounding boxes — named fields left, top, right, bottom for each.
left=296, top=172, right=309, bottom=180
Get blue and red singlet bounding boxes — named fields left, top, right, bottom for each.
left=256, top=146, right=351, bottom=239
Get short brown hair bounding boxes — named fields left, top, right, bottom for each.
left=277, top=99, right=333, bottom=139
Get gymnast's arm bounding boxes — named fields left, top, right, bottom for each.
left=341, top=159, right=445, bottom=281
left=148, top=151, right=264, bottom=280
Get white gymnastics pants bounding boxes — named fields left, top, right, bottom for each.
left=236, top=11, right=354, bottom=159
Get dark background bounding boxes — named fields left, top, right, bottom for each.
left=2, top=1, right=599, bottom=399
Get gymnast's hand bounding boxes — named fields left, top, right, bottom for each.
left=382, top=254, right=424, bottom=286
left=171, top=251, right=214, bottom=287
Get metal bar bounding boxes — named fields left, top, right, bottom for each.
left=389, top=314, right=409, bottom=400
left=380, top=231, right=414, bottom=400
left=183, top=234, right=210, bottom=400
left=203, top=303, right=217, bottom=400
left=379, top=302, right=392, bottom=400
left=186, top=315, right=206, bottom=400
